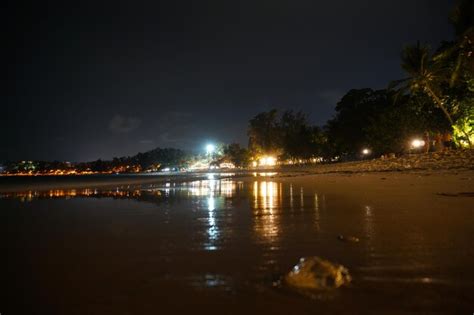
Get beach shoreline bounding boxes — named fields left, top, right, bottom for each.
left=2, top=153, right=473, bottom=315
left=1, top=150, right=473, bottom=193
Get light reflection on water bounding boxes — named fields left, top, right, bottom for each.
left=314, top=193, right=320, bottom=232
left=186, top=178, right=237, bottom=251
left=1, top=176, right=474, bottom=313
left=364, top=205, right=374, bottom=246
left=0, top=179, right=471, bottom=278
left=0, top=188, right=146, bottom=202
left=0, top=179, right=377, bottom=260
left=0, top=178, right=321, bottom=250
left=253, top=181, right=280, bottom=242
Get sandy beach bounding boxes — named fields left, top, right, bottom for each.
left=2, top=152, right=474, bottom=314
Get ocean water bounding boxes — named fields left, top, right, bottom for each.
left=1, top=175, right=473, bottom=314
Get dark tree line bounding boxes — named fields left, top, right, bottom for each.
left=247, top=110, right=325, bottom=161
left=248, top=0, right=473, bottom=160
left=81, top=147, right=189, bottom=172
left=3, top=147, right=189, bottom=174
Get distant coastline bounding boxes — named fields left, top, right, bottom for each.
left=1, top=150, right=472, bottom=193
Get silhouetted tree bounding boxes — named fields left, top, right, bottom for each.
left=222, top=143, right=251, bottom=167
left=248, top=109, right=282, bottom=155
left=279, top=110, right=324, bottom=160
left=325, top=89, right=385, bottom=157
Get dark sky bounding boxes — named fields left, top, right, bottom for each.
left=5, top=0, right=454, bottom=162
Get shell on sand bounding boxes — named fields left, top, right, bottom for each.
left=284, top=256, right=351, bottom=290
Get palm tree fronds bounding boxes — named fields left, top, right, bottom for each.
left=388, top=78, right=410, bottom=90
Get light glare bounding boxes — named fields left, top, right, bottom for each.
left=258, top=156, right=277, bottom=167
left=411, top=139, right=425, bottom=148
left=206, top=144, right=215, bottom=154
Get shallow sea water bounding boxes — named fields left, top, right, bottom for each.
left=1, top=175, right=473, bottom=314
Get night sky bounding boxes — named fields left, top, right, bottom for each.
left=5, top=0, right=454, bottom=162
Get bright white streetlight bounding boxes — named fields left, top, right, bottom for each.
left=206, top=144, right=215, bottom=155
left=362, top=148, right=370, bottom=155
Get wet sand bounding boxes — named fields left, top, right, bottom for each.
left=0, top=172, right=229, bottom=193
left=1, top=171, right=473, bottom=314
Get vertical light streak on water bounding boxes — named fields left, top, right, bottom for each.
left=300, top=187, right=304, bottom=210
left=289, top=184, right=294, bottom=211
left=252, top=181, right=280, bottom=243
left=204, top=179, right=219, bottom=251
left=314, top=193, right=320, bottom=232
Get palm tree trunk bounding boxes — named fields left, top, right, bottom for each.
left=425, top=85, right=454, bottom=125
left=425, top=85, right=473, bottom=148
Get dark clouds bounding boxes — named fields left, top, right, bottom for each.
left=108, top=115, right=141, bottom=133
left=4, top=0, right=454, bottom=161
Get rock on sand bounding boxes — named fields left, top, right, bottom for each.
left=284, top=256, right=351, bottom=290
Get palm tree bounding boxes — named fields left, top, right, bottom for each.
left=434, top=0, right=473, bottom=87
left=390, top=42, right=472, bottom=147
left=391, top=42, right=454, bottom=124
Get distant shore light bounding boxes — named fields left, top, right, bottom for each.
left=258, top=156, right=277, bottom=167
